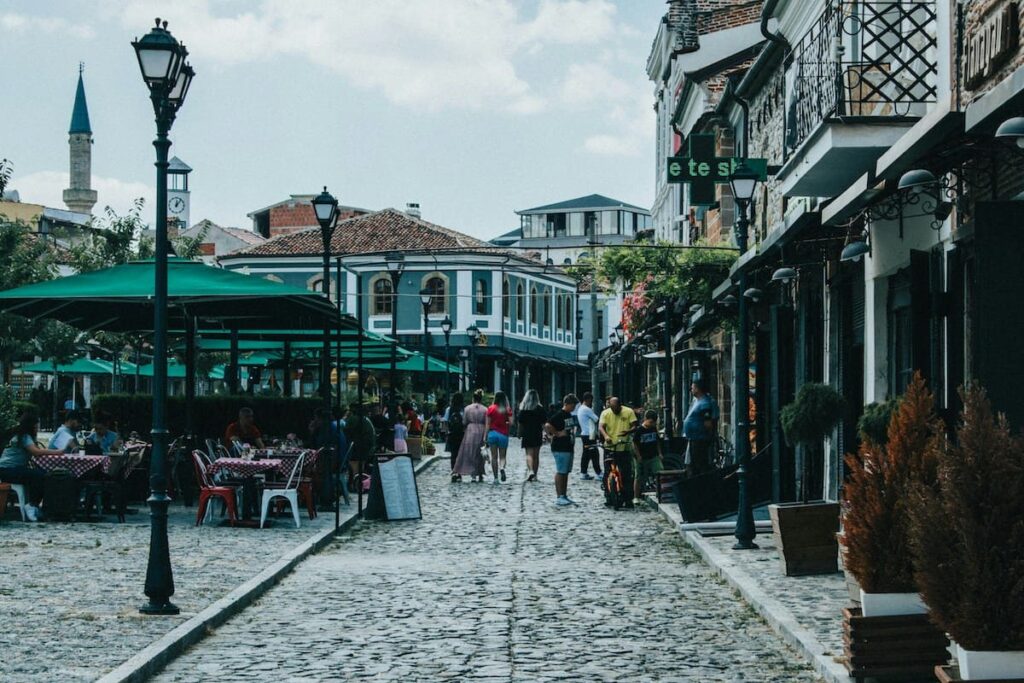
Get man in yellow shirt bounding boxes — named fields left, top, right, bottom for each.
left=598, top=397, right=638, bottom=509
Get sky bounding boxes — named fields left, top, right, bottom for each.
left=1, top=0, right=664, bottom=240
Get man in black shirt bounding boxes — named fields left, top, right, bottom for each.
left=631, top=410, right=663, bottom=506
left=544, top=394, right=579, bottom=507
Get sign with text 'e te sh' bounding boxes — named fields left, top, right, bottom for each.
left=666, top=134, right=768, bottom=206
left=377, top=455, right=422, bottom=521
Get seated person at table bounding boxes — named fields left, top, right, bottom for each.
left=84, top=412, right=122, bottom=454
left=224, top=407, right=265, bottom=450
left=0, top=414, right=65, bottom=521
left=47, top=411, right=82, bottom=452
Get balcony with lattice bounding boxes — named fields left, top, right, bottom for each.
left=776, top=0, right=938, bottom=198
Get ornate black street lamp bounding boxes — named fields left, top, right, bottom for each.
left=441, top=315, right=453, bottom=401
left=458, top=348, right=470, bottom=392
left=311, top=186, right=339, bottom=519
left=132, top=17, right=193, bottom=616
left=420, top=288, right=431, bottom=398
left=466, top=324, right=480, bottom=389
left=609, top=333, right=621, bottom=397
left=385, top=252, right=404, bottom=426
left=729, top=160, right=760, bottom=551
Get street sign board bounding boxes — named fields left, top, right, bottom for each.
left=667, top=134, right=768, bottom=205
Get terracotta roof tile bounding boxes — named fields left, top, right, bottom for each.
left=238, top=208, right=497, bottom=257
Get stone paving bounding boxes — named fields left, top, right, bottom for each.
left=0, top=491, right=346, bottom=682
left=154, top=444, right=821, bottom=682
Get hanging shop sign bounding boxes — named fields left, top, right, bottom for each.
left=965, top=3, right=1019, bottom=90
left=666, top=134, right=768, bottom=206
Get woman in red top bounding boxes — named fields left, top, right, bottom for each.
left=485, top=391, right=513, bottom=484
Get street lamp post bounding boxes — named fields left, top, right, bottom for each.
left=385, top=252, right=405, bottom=429
left=419, top=288, right=431, bottom=400
left=729, top=161, right=760, bottom=551
left=133, top=17, right=193, bottom=616
left=609, top=333, right=620, bottom=397
left=613, top=323, right=624, bottom=398
left=311, top=187, right=339, bottom=521
left=458, top=348, right=470, bottom=392
left=441, top=315, right=453, bottom=401
left=466, top=324, right=480, bottom=389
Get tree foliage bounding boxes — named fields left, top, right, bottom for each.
left=597, top=240, right=737, bottom=304
left=65, top=199, right=153, bottom=272
left=841, top=374, right=942, bottom=593
left=780, top=382, right=845, bottom=446
left=908, top=384, right=1024, bottom=651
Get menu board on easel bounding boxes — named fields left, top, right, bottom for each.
left=377, top=455, right=422, bottom=521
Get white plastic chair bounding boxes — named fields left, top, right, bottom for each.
left=4, top=483, right=29, bottom=522
left=259, top=452, right=305, bottom=529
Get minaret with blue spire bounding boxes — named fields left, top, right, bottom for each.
left=63, top=63, right=97, bottom=214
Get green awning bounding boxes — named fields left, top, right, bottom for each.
left=361, top=353, right=460, bottom=374
left=0, top=258, right=348, bottom=332
left=20, top=357, right=136, bottom=375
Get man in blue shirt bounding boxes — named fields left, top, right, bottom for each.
left=574, top=392, right=600, bottom=479
left=682, top=380, right=719, bottom=476
left=48, top=411, right=82, bottom=453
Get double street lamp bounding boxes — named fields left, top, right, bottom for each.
left=466, top=324, right=480, bottom=389
left=728, top=161, right=760, bottom=551
left=132, top=18, right=194, bottom=616
left=311, top=187, right=339, bottom=524
left=385, top=252, right=405, bottom=427
left=441, top=315, right=453, bottom=401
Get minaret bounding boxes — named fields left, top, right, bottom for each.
left=63, top=63, right=97, bottom=214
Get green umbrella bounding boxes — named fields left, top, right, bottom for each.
left=0, top=258, right=346, bottom=332
left=21, top=357, right=121, bottom=375
left=361, top=353, right=460, bottom=374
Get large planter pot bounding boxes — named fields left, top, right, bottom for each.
left=769, top=501, right=841, bottom=576
left=957, top=647, right=1024, bottom=680
left=859, top=589, right=927, bottom=617
left=837, top=532, right=861, bottom=605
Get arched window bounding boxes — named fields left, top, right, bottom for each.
left=542, top=289, right=551, bottom=327
left=516, top=283, right=525, bottom=323
left=475, top=279, right=487, bottom=315
left=421, top=274, right=447, bottom=314
left=502, top=277, right=510, bottom=319
left=530, top=286, right=540, bottom=326
left=307, top=274, right=338, bottom=302
left=556, top=293, right=564, bottom=330
left=371, top=274, right=394, bottom=315
left=564, top=296, right=573, bottom=331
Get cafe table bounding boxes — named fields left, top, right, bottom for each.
left=32, top=453, right=110, bottom=479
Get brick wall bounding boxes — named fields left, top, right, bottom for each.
left=747, top=65, right=787, bottom=244
left=267, top=204, right=366, bottom=237
left=695, top=0, right=762, bottom=35
left=961, top=0, right=1024, bottom=104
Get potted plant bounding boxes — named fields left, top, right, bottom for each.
left=841, top=374, right=939, bottom=616
left=909, top=385, right=1024, bottom=680
left=771, top=382, right=845, bottom=576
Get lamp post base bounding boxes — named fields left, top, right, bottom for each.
left=732, top=540, right=760, bottom=550
left=139, top=600, right=180, bottom=615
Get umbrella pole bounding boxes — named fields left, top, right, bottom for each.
left=184, top=315, right=196, bottom=442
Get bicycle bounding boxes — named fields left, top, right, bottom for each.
left=599, top=443, right=629, bottom=509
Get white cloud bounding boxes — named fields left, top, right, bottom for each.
left=0, top=12, right=96, bottom=39
left=109, top=0, right=619, bottom=114
left=10, top=171, right=154, bottom=221
left=583, top=134, right=642, bottom=157
left=561, top=62, right=633, bottom=106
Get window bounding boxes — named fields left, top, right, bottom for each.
left=563, top=257, right=572, bottom=265
left=371, top=274, right=394, bottom=315
left=531, top=286, right=540, bottom=326
left=556, top=294, right=564, bottom=330
left=502, top=277, right=510, bottom=318
left=584, top=211, right=598, bottom=237
left=475, top=279, right=488, bottom=315
left=564, top=296, right=573, bottom=331
left=548, top=213, right=567, bottom=238
left=516, top=283, right=525, bottom=323
left=307, top=274, right=338, bottom=302
left=543, top=290, right=550, bottom=327
left=422, top=274, right=447, bottom=314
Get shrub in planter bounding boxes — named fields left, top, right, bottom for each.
left=841, top=373, right=941, bottom=615
left=908, top=384, right=1024, bottom=679
left=772, top=383, right=846, bottom=576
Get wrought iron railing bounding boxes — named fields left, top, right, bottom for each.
left=785, top=0, right=937, bottom=158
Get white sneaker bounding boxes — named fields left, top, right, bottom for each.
left=555, top=496, right=572, bottom=506
left=493, top=477, right=500, bottom=485
left=24, top=504, right=40, bottom=522
left=632, top=498, right=645, bottom=507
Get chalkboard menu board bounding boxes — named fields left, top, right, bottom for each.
left=377, top=455, right=422, bottom=521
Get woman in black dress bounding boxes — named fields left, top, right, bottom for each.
left=517, top=389, right=547, bottom=482
left=446, top=393, right=466, bottom=482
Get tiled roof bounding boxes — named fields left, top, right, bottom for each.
left=221, top=226, right=265, bottom=245
left=236, top=208, right=497, bottom=257
left=517, top=194, right=649, bottom=214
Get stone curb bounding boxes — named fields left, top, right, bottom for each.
left=648, top=496, right=849, bottom=683
left=97, top=455, right=440, bottom=683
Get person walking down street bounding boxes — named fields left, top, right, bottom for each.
left=599, top=397, right=638, bottom=510
left=446, top=394, right=466, bottom=482
left=575, top=392, right=600, bottom=480
left=344, top=403, right=376, bottom=484
left=516, top=389, right=547, bottom=482
left=545, top=393, right=580, bottom=507
left=485, top=390, right=513, bottom=484
left=632, top=410, right=663, bottom=506
left=683, top=380, right=719, bottom=476
left=393, top=415, right=409, bottom=454
left=453, top=390, right=487, bottom=482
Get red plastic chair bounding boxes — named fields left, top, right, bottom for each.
left=191, top=450, right=238, bottom=526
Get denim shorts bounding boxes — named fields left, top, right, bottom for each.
left=552, top=451, right=574, bottom=475
left=486, top=430, right=509, bottom=448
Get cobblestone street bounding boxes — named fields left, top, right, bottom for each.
left=155, top=444, right=820, bottom=682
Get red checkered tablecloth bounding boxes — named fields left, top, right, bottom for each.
left=31, top=454, right=109, bottom=479
left=207, top=458, right=282, bottom=478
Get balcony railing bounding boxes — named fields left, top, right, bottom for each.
left=785, top=0, right=937, bottom=158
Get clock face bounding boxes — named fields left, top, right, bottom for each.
left=169, top=197, right=185, bottom=214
